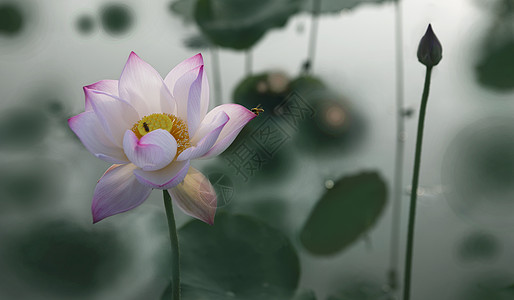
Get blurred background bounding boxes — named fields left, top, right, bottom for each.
left=1, top=0, right=514, bottom=299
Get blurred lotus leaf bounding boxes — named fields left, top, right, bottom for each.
left=76, top=15, right=95, bottom=34
left=289, top=76, right=365, bottom=155
left=0, top=3, right=23, bottom=36
left=326, top=277, right=388, bottom=300
left=169, top=0, right=196, bottom=23
left=233, top=72, right=293, bottom=116
left=300, top=172, right=387, bottom=255
left=0, top=107, right=50, bottom=150
left=183, top=33, right=212, bottom=49
left=457, top=231, right=500, bottom=263
left=459, top=275, right=514, bottom=300
left=100, top=3, right=133, bottom=35
left=162, top=213, right=300, bottom=299
left=294, top=289, right=317, bottom=300
left=0, top=159, right=65, bottom=209
left=194, top=0, right=303, bottom=49
left=476, top=40, right=514, bottom=91
left=475, top=0, right=514, bottom=91
left=442, top=117, right=514, bottom=226
left=302, top=0, right=393, bottom=14
left=219, top=117, right=296, bottom=187
left=1, top=221, right=128, bottom=297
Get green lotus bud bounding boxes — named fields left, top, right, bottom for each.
left=417, top=24, right=442, bottom=67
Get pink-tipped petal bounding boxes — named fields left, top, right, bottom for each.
left=168, top=167, right=216, bottom=225
left=186, top=66, right=205, bottom=136
left=85, top=80, right=119, bottom=96
left=134, top=160, right=190, bottom=189
left=85, top=88, right=139, bottom=147
left=177, top=111, right=228, bottom=161
left=84, top=80, right=119, bottom=111
left=200, top=104, right=257, bottom=159
left=164, top=53, right=204, bottom=90
left=118, top=52, right=176, bottom=116
left=123, top=129, right=177, bottom=171
left=68, top=111, right=128, bottom=163
left=169, top=65, right=209, bottom=136
left=92, top=163, right=152, bottom=223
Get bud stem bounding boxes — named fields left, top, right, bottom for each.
left=164, top=190, right=181, bottom=300
left=403, top=66, right=433, bottom=300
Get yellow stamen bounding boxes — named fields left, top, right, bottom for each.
left=131, top=113, right=191, bottom=156
left=135, top=113, right=174, bottom=137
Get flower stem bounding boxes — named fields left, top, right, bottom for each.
left=403, top=66, right=432, bottom=300
left=163, top=190, right=181, bottom=300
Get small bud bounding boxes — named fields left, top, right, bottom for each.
left=417, top=24, right=442, bottom=67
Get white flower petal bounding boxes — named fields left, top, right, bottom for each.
left=118, top=52, right=176, bottom=116
left=186, top=66, right=206, bottom=136
left=200, top=104, right=257, bottom=159
left=84, top=80, right=119, bottom=111
left=134, top=160, right=190, bottom=189
left=85, top=88, right=139, bottom=147
left=177, top=111, right=228, bottom=161
left=168, top=167, right=216, bottom=225
left=92, top=164, right=152, bottom=223
left=170, top=65, right=209, bottom=136
left=123, top=129, right=177, bottom=171
left=164, top=53, right=204, bottom=92
left=68, top=111, right=128, bottom=163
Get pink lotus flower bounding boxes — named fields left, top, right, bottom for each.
left=69, top=52, right=255, bottom=224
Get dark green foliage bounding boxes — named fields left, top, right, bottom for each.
left=300, top=172, right=387, bottom=255
left=0, top=3, right=23, bottom=36
left=162, top=213, right=300, bottom=299
left=194, top=0, right=303, bottom=49
left=0, top=107, right=49, bottom=149
left=76, top=15, right=95, bottom=34
left=100, top=3, right=133, bottom=35
left=3, top=221, right=127, bottom=296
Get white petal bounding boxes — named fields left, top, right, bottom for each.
left=177, top=111, right=228, bottom=161
left=164, top=53, right=204, bottom=92
left=84, top=80, right=119, bottom=111
left=85, top=88, right=139, bottom=147
left=168, top=167, right=216, bottom=225
left=200, top=104, right=257, bottom=159
left=186, top=66, right=206, bottom=136
left=134, top=160, right=190, bottom=189
left=170, top=65, right=209, bottom=136
left=68, top=111, right=128, bottom=163
left=165, top=54, right=210, bottom=131
left=118, top=52, right=176, bottom=116
left=123, top=129, right=177, bottom=171
left=92, top=164, right=152, bottom=223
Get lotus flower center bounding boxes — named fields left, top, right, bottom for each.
left=131, top=113, right=191, bottom=155
left=135, top=113, right=174, bottom=137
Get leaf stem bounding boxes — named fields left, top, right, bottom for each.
left=210, top=47, right=223, bottom=106
left=245, top=49, right=253, bottom=76
left=163, top=190, right=181, bottom=300
left=388, top=0, right=404, bottom=293
left=403, top=66, right=432, bottom=300
left=305, top=0, right=321, bottom=74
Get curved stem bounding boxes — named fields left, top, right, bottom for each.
left=403, top=66, right=432, bottom=300
left=163, top=190, right=181, bottom=300
left=388, top=0, right=404, bottom=293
